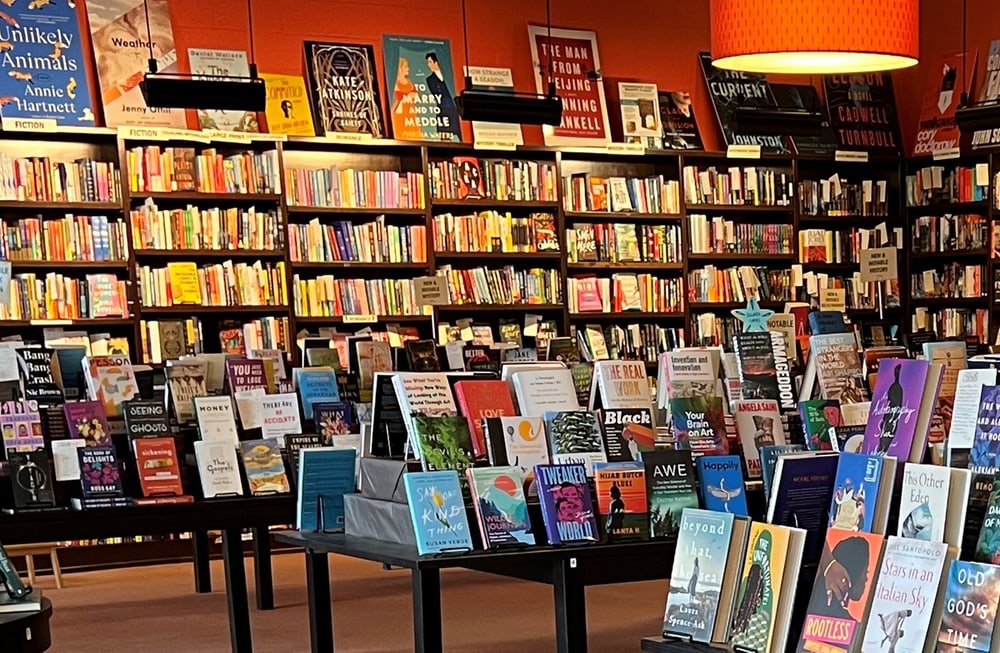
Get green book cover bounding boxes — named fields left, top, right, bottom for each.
left=412, top=415, right=475, bottom=475
left=975, top=476, right=1000, bottom=564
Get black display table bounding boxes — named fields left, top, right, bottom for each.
left=0, top=597, right=52, bottom=653
left=0, top=496, right=296, bottom=653
left=275, top=530, right=677, bottom=653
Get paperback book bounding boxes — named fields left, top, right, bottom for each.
left=467, top=466, right=535, bottom=547
left=193, top=441, right=244, bottom=499
left=534, top=463, right=599, bottom=544
left=695, top=455, right=748, bottom=516
left=297, top=447, right=356, bottom=531
left=733, top=399, right=785, bottom=478
left=240, top=439, right=291, bottom=495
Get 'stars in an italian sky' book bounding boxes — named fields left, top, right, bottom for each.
left=304, top=41, right=385, bottom=138
left=404, top=470, right=473, bottom=555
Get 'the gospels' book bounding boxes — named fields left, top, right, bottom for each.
left=403, top=470, right=474, bottom=555
left=534, top=463, right=599, bottom=544
left=466, top=466, right=534, bottom=548
left=593, top=461, right=648, bottom=540
left=194, top=441, right=244, bottom=499
left=643, top=450, right=699, bottom=539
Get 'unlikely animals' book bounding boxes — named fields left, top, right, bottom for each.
left=466, top=466, right=535, bottom=548
left=695, top=455, right=748, bottom=516
left=593, top=461, right=648, bottom=540
left=534, top=463, right=599, bottom=544
left=403, top=470, right=474, bottom=555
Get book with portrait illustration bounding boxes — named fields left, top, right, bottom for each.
left=862, top=359, right=943, bottom=463
left=658, top=90, right=702, bottom=150
left=828, top=452, right=895, bottom=534
left=732, top=400, right=785, bottom=479
left=593, top=461, right=648, bottom=540
left=922, top=341, right=968, bottom=448
left=382, top=35, right=462, bottom=142
left=799, top=399, right=841, bottom=450
left=936, top=560, right=1000, bottom=653
left=797, top=529, right=885, bottom=653
left=64, top=400, right=112, bottom=447
left=534, top=463, right=599, bottom=544
left=466, top=466, right=534, bottom=548
left=403, top=470, right=473, bottom=554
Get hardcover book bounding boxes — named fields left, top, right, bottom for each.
left=193, top=396, right=239, bottom=447
left=862, top=359, right=942, bottom=461
left=811, top=333, right=868, bottom=404
left=133, top=437, right=184, bottom=498
left=8, top=451, right=56, bottom=508
left=829, top=452, right=891, bottom=533
left=0, top=400, right=43, bottom=455
left=404, top=340, right=440, bottom=372
left=897, top=464, right=970, bottom=547
left=590, top=360, right=650, bottom=410
left=658, top=90, right=703, bottom=150
left=259, top=72, right=315, bottom=136
left=599, top=408, right=655, bottom=462
left=313, top=401, right=356, bottom=443
left=193, top=441, right=244, bottom=499
left=286, top=433, right=325, bottom=482
left=188, top=48, right=259, bottom=132
left=297, top=447, right=356, bottom=531
left=767, top=451, right=839, bottom=562
left=403, top=470, right=474, bottom=554
left=824, top=73, right=902, bottom=154
left=64, top=400, right=112, bottom=447
left=510, top=368, right=579, bottom=416
left=543, top=410, right=607, bottom=475
left=799, top=399, right=842, bottom=450
left=937, top=561, right=1000, bottom=653
left=122, top=400, right=170, bottom=439
left=733, top=399, right=786, bottom=478
left=670, top=396, right=728, bottom=454
left=239, top=439, right=291, bottom=495
left=411, top=414, right=476, bottom=475
left=770, top=83, right=838, bottom=156
left=695, top=455, right=748, bottom=516
left=466, top=466, right=535, bottom=547
left=453, top=379, right=517, bottom=459
left=86, top=354, right=138, bottom=418
left=165, top=359, right=208, bottom=424
left=382, top=35, right=461, bottom=142
left=759, top=444, right=805, bottom=499
left=304, top=41, right=385, bottom=138
left=643, top=450, right=700, bottom=538
left=16, top=347, right=62, bottom=404
left=483, top=416, right=550, bottom=480
left=77, top=446, right=123, bottom=498
left=923, top=341, right=968, bottom=447
left=225, top=358, right=268, bottom=395
left=733, top=332, right=782, bottom=402
left=534, top=463, right=599, bottom=544
left=593, top=461, right=648, bottom=540
left=295, top=367, right=340, bottom=421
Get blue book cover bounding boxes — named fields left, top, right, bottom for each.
left=534, top=463, right=599, bottom=544
left=0, top=2, right=96, bottom=125
left=971, top=385, right=1000, bottom=479
left=313, top=401, right=356, bottom=444
left=466, top=466, right=534, bottom=547
left=808, top=311, right=848, bottom=334
left=768, top=452, right=838, bottom=563
left=381, top=35, right=461, bottom=143
left=759, top=444, right=805, bottom=499
left=694, top=455, right=748, bottom=516
left=828, top=452, right=884, bottom=532
left=403, top=470, right=474, bottom=555
left=296, top=447, right=356, bottom=531
left=297, top=369, right=340, bottom=420
left=77, top=445, right=122, bottom=498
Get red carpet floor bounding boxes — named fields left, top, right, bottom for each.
left=40, top=553, right=667, bottom=652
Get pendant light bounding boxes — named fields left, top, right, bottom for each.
left=710, top=0, right=920, bottom=74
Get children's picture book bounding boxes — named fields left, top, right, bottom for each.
left=466, top=466, right=535, bottom=548
left=534, top=463, right=599, bottom=544
left=239, top=439, right=291, bottom=495
left=593, top=461, right=648, bottom=540
left=403, top=470, right=474, bottom=554
left=643, top=450, right=699, bottom=539
left=695, top=455, right=748, bottom=516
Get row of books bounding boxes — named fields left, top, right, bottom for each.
left=797, top=177, right=889, bottom=216
left=428, top=157, right=557, bottom=202
left=287, top=217, right=427, bottom=264
left=0, top=215, right=127, bottom=262
left=137, top=261, right=288, bottom=308
left=690, top=313, right=739, bottom=348
left=284, top=167, right=425, bottom=209
left=431, top=211, right=558, bottom=254
left=911, top=307, right=988, bottom=340
left=687, top=266, right=794, bottom=304
left=0, top=273, right=128, bottom=321
left=438, top=266, right=563, bottom=306
left=292, top=275, right=422, bottom=318
left=575, top=323, right=687, bottom=364
left=906, top=164, right=988, bottom=206
left=911, top=263, right=986, bottom=298
left=127, top=146, right=281, bottom=195
left=798, top=273, right=894, bottom=310
left=911, top=213, right=988, bottom=253
left=568, top=274, right=684, bottom=314
left=561, top=173, right=681, bottom=214
left=565, top=223, right=682, bottom=264
left=799, top=226, right=894, bottom=264
left=0, top=155, right=120, bottom=204
left=682, top=165, right=792, bottom=206
left=688, top=216, right=792, bottom=255
left=138, top=316, right=290, bottom=363
left=129, top=202, right=282, bottom=252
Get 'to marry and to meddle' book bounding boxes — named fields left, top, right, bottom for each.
left=662, top=508, right=749, bottom=644
left=534, top=463, right=599, bottom=544
left=403, top=470, right=474, bottom=555
left=593, top=461, right=648, bottom=540
left=466, top=466, right=534, bottom=548
left=936, top=560, right=1000, bottom=653
left=643, top=449, right=699, bottom=539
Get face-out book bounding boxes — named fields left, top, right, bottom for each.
left=642, top=449, right=699, bottom=539
left=936, top=560, right=1000, bottom=653
left=534, top=463, right=599, bottom=545
left=239, top=439, right=291, bottom=495
left=695, top=455, right=748, bottom=517
left=593, top=461, right=648, bottom=540
left=466, top=466, right=534, bottom=548
left=403, top=470, right=474, bottom=555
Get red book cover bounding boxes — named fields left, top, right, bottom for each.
left=134, top=437, right=184, bottom=498
left=453, top=380, right=516, bottom=458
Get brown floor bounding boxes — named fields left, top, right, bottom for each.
left=40, top=553, right=666, bottom=652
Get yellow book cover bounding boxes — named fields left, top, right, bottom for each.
left=166, top=262, right=202, bottom=305
left=259, top=73, right=316, bottom=136
left=730, top=522, right=790, bottom=653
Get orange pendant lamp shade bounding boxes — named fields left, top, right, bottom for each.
left=711, top=0, right=919, bottom=74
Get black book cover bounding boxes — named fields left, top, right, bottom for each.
left=404, top=339, right=440, bottom=372
left=336, top=371, right=361, bottom=403
left=658, top=90, right=703, bottom=150
left=641, top=449, right=698, bottom=539
left=16, top=347, right=63, bottom=404
left=482, top=418, right=509, bottom=466
left=304, top=41, right=386, bottom=138
left=770, top=83, right=838, bottom=156
left=122, top=400, right=170, bottom=439
left=733, top=332, right=782, bottom=402
left=9, top=451, right=56, bottom=508
left=463, top=346, right=500, bottom=374
left=600, top=408, right=653, bottom=462
left=823, top=73, right=902, bottom=154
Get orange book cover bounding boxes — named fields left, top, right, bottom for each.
left=594, top=462, right=648, bottom=540
left=453, top=380, right=516, bottom=458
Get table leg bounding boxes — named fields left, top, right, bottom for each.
left=306, top=549, right=334, bottom=653
left=193, top=531, right=212, bottom=594
left=412, top=568, right=442, bottom=653
left=553, top=559, right=587, bottom=653
left=252, top=526, right=274, bottom=610
left=222, top=528, right=253, bottom=653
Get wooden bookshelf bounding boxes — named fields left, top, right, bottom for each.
left=430, top=199, right=560, bottom=209
left=562, top=211, right=682, bottom=221
left=294, top=314, right=431, bottom=324
left=129, top=191, right=282, bottom=203
left=285, top=206, right=427, bottom=216
left=133, top=249, right=286, bottom=259
left=139, top=305, right=290, bottom=315
left=685, top=204, right=794, bottom=213
left=566, top=262, right=684, bottom=271
left=0, top=201, right=122, bottom=211
left=289, top=261, right=429, bottom=271
left=569, top=311, right=686, bottom=320
left=433, top=251, right=563, bottom=261
left=7, top=260, right=129, bottom=270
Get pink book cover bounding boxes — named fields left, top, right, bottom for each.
left=575, top=276, right=604, bottom=312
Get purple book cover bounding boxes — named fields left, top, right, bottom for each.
left=64, top=400, right=112, bottom=447
left=861, top=358, right=927, bottom=458
left=225, top=358, right=267, bottom=393
left=533, top=463, right=599, bottom=544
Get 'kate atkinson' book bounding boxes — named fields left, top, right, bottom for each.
left=193, top=396, right=239, bottom=447
left=466, top=466, right=535, bottom=548
left=862, top=359, right=943, bottom=462
left=670, top=395, right=728, bottom=455
left=382, top=35, right=462, bottom=142
left=733, top=400, right=786, bottom=479
left=798, top=529, right=885, bottom=653
left=64, top=400, right=111, bottom=447
left=663, top=508, right=749, bottom=643
left=483, top=416, right=550, bottom=480
left=239, top=439, right=290, bottom=495
left=730, top=522, right=806, bottom=653
left=897, top=463, right=971, bottom=547
left=303, top=41, right=385, bottom=138
left=643, top=450, right=699, bottom=539
left=403, top=470, right=474, bottom=555
left=593, top=461, right=648, bottom=540
left=767, top=451, right=839, bottom=563
left=296, top=447, right=356, bottom=531
left=936, top=561, right=1000, bottom=653
left=193, top=441, right=244, bottom=499
left=534, top=463, right=599, bottom=544
left=695, top=455, right=748, bottom=516
left=861, top=537, right=953, bottom=653
left=829, top=452, right=896, bottom=534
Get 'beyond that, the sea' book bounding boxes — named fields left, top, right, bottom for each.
left=534, top=463, right=599, bottom=544
left=403, top=470, right=474, bottom=555
left=936, top=560, right=1000, bottom=653
left=466, top=466, right=534, bottom=548
left=304, top=41, right=385, bottom=138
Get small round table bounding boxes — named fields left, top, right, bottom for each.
left=0, top=597, right=52, bottom=653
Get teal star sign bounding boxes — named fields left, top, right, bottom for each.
left=732, top=298, right=774, bottom=333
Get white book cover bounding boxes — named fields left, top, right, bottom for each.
left=260, top=393, right=302, bottom=445
left=732, top=399, right=786, bottom=479
left=194, top=396, right=239, bottom=447
left=391, top=372, right=458, bottom=417
left=947, top=368, right=997, bottom=451
left=194, top=441, right=244, bottom=498
left=51, top=439, right=86, bottom=481
left=511, top=368, right=579, bottom=416
left=591, top=360, right=650, bottom=410
left=860, top=536, right=950, bottom=653
left=498, top=416, right=550, bottom=477
left=898, top=463, right=951, bottom=543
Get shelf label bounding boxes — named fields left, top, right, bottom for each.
left=726, top=144, right=761, bottom=159
left=932, top=147, right=962, bottom=161
left=414, top=275, right=449, bottom=306
left=473, top=138, right=518, bottom=151
left=342, top=314, right=377, bottom=324
left=2, top=117, right=56, bottom=132
left=834, top=150, right=870, bottom=163
left=29, top=319, right=72, bottom=326
left=117, top=125, right=211, bottom=143
left=606, top=142, right=645, bottom=155
left=819, top=288, right=847, bottom=312
left=860, top=247, right=898, bottom=283
left=767, top=313, right=797, bottom=360
left=319, top=132, right=374, bottom=145
left=203, top=129, right=254, bottom=144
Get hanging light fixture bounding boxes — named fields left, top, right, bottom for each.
left=711, top=0, right=920, bottom=74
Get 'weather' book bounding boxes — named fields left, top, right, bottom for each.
left=403, top=470, right=474, bottom=555
left=466, top=466, right=534, bottom=548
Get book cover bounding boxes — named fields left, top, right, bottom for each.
left=296, top=367, right=340, bottom=421
left=599, top=408, right=655, bottom=462
left=453, top=379, right=516, bottom=459
left=8, top=451, right=55, bottom=508
left=87, top=354, right=138, bottom=418
left=225, top=358, right=267, bottom=394
left=511, top=368, right=580, bottom=416
left=404, top=339, right=440, bottom=372
left=64, top=400, right=111, bottom=447
left=733, top=332, right=782, bottom=402
left=16, top=347, right=62, bottom=403
left=296, top=447, right=356, bottom=531
left=659, top=90, right=703, bottom=150
left=534, top=463, right=599, bottom=544
left=643, top=450, right=700, bottom=538
left=663, top=508, right=736, bottom=641
left=304, top=41, right=385, bottom=138
left=133, top=437, right=184, bottom=498
left=862, top=359, right=928, bottom=458
left=188, top=48, right=259, bottom=132
left=937, top=561, right=1000, bottom=653
left=594, top=461, right=648, bottom=540
left=695, top=455, right=748, bottom=516
left=730, top=523, right=794, bottom=653
left=77, top=446, right=123, bottom=498
left=259, top=73, right=315, bottom=136
left=193, top=441, right=244, bottom=499
left=260, top=393, right=303, bottom=441
left=313, top=401, right=356, bottom=443
left=811, top=333, right=868, bottom=404
left=973, top=40, right=1000, bottom=150
left=592, top=360, right=649, bottom=410
left=824, top=73, right=902, bottom=154
left=798, top=529, right=885, bottom=653
left=759, top=444, right=805, bottom=499
left=239, top=439, right=291, bottom=495
left=897, top=463, right=953, bottom=543
left=923, top=341, right=968, bottom=446
left=0, top=1, right=97, bottom=126
left=770, top=83, right=838, bottom=155
left=799, top=399, right=842, bottom=450
left=403, top=470, right=474, bottom=554
left=543, top=410, right=607, bottom=474
left=411, top=414, right=476, bottom=474
left=670, top=396, right=728, bottom=455
left=165, top=359, right=207, bottom=424
left=193, top=396, right=239, bottom=447
left=122, top=399, right=170, bottom=439
left=976, top=477, right=1000, bottom=564
left=913, top=51, right=972, bottom=157
left=467, top=466, right=535, bottom=547
left=829, top=453, right=886, bottom=532
left=382, top=35, right=461, bottom=142
left=769, top=452, right=838, bottom=562
left=733, top=399, right=786, bottom=478
left=483, top=416, right=549, bottom=479
left=0, top=400, right=43, bottom=454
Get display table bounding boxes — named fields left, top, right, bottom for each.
left=0, top=597, right=52, bottom=653
left=0, top=496, right=296, bottom=653
left=275, top=530, right=676, bottom=653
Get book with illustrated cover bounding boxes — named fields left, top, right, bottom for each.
left=658, top=90, right=703, bottom=150
left=594, top=461, right=648, bottom=540
left=404, top=340, right=440, bottom=372
left=165, top=359, right=208, bottom=424
left=0, top=400, right=43, bottom=454
left=829, top=452, right=894, bottom=534
left=383, top=35, right=461, bottom=142
left=453, top=379, right=516, bottom=459
left=733, top=399, right=786, bottom=479
left=304, top=41, right=385, bottom=138
left=9, top=451, right=56, bottom=509
left=696, top=455, right=748, bottom=516
left=897, top=464, right=970, bottom=547
left=976, top=477, right=1000, bottom=564
left=733, top=332, right=781, bottom=402
left=194, top=441, right=244, bottom=499
left=599, top=408, right=655, bottom=462
left=404, top=470, right=473, bottom=554
left=543, top=410, right=607, bottom=475
left=134, top=437, right=184, bottom=498
left=86, top=354, right=138, bottom=418
left=64, top=400, right=111, bottom=447
left=811, top=333, right=868, bottom=404
left=188, top=49, right=259, bottom=132
left=670, top=396, right=728, bottom=454
left=534, top=463, right=599, bottom=544
left=863, top=359, right=943, bottom=462
left=466, top=466, right=534, bottom=547
left=483, top=416, right=549, bottom=480
left=937, top=561, right=1000, bottom=653
left=259, top=73, right=315, bottom=136
left=799, top=399, right=842, bottom=451
left=240, top=439, right=291, bottom=495
left=295, top=367, right=340, bottom=421
left=77, top=446, right=123, bottom=498
left=313, top=401, right=356, bottom=443
left=643, top=450, right=699, bottom=539
left=411, top=415, right=476, bottom=475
